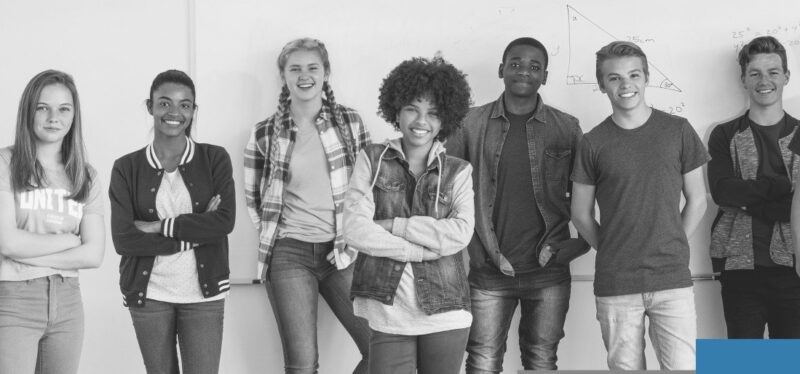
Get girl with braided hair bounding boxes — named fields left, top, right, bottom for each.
left=244, top=38, right=371, bottom=374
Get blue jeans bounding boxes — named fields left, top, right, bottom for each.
left=0, top=275, right=84, bottom=374
left=129, top=298, right=225, bottom=374
left=369, top=327, right=469, bottom=374
left=266, top=238, right=370, bottom=374
left=720, top=267, right=800, bottom=338
left=595, top=286, right=696, bottom=370
left=466, top=281, right=570, bottom=373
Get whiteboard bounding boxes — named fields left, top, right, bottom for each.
left=192, top=0, right=800, bottom=280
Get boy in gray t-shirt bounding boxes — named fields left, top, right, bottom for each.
left=570, top=41, right=709, bottom=370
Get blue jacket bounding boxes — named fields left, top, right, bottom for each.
left=347, top=141, right=473, bottom=315
left=109, top=138, right=235, bottom=307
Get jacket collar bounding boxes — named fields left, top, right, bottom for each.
left=491, top=93, right=547, bottom=124
left=145, top=136, right=195, bottom=170
left=383, top=138, right=445, bottom=169
left=737, top=110, right=799, bottom=135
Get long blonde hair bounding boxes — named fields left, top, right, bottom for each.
left=11, top=70, right=92, bottom=201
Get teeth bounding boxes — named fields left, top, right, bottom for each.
left=620, top=92, right=636, bottom=98
left=757, top=89, right=773, bottom=94
left=165, top=120, right=181, bottom=125
left=298, top=83, right=314, bottom=88
left=411, top=129, right=429, bottom=135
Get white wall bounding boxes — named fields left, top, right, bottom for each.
left=1, top=0, right=796, bottom=372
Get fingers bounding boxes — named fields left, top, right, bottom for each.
left=326, top=251, right=336, bottom=265
left=206, top=194, right=221, bottom=212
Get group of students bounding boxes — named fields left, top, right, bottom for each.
left=0, top=33, right=798, bottom=374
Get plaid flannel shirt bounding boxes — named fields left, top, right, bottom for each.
left=244, top=103, right=370, bottom=278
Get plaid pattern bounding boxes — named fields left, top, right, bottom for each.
left=244, top=102, right=370, bottom=278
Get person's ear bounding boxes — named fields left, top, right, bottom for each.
left=146, top=99, right=153, bottom=115
left=498, top=63, right=504, bottom=79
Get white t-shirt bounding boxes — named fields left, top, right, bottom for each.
left=0, top=146, right=104, bottom=281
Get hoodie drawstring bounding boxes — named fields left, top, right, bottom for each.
left=434, top=155, right=442, bottom=218
left=369, top=144, right=391, bottom=191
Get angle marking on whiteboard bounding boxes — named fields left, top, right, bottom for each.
left=566, top=5, right=682, bottom=92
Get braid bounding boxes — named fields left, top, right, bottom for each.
left=323, top=81, right=356, bottom=165
left=277, top=84, right=291, bottom=116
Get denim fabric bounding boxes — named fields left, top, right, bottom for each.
left=350, top=144, right=471, bottom=314
left=266, top=238, right=370, bottom=374
left=595, top=286, right=696, bottom=370
left=720, top=267, right=800, bottom=338
left=446, top=94, right=582, bottom=278
left=465, top=281, right=570, bottom=373
left=368, top=327, right=469, bottom=374
left=128, top=298, right=224, bottom=374
left=0, top=275, right=84, bottom=374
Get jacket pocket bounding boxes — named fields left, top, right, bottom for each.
left=544, top=149, right=571, bottom=181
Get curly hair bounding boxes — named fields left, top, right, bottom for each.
left=378, top=56, right=471, bottom=141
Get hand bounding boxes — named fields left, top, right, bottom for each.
left=206, top=195, right=221, bottom=212
left=421, top=249, right=441, bottom=261
left=795, top=255, right=800, bottom=279
left=67, top=233, right=82, bottom=248
left=134, top=220, right=161, bottom=234
left=375, top=219, right=393, bottom=232
left=542, top=238, right=591, bottom=266
left=326, top=250, right=336, bottom=265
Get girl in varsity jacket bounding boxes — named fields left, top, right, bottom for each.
left=109, top=70, right=235, bottom=374
left=343, top=56, right=474, bottom=374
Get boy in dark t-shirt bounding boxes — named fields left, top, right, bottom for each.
left=712, top=36, right=800, bottom=338
left=570, top=41, right=709, bottom=370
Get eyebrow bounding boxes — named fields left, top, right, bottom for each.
left=36, top=102, right=73, bottom=107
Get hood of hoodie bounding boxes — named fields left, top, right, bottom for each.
left=382, top=137, right=446, bottom=168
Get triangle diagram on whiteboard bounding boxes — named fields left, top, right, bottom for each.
left=566, top=5, right=681, bottom=92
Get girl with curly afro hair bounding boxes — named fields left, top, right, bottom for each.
left=343, top=56, right=475, bottom=374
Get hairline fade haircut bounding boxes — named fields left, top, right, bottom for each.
left=502, top=37, right=549, bottom=69
left=595, top=41, right=650, bottom=89
left=738, top=36, right=789, bottom=77
left=148, top=69, right=197, bottom=137
left=377, top=55, right=472, bottom=141
left=11, top=69, right=93, bottom=201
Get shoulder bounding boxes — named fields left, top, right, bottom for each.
left=445, top=154, right=471, bottom=171
left=0, top=146, right=11, bottom=165
left=709, top=114, right=747, bottom=142
left=194, top=142, right=230, bottom=158
left=461, top=100, right=497, bottom=128
left=112, top=146, right=148, bottom=171
left=542, top=103, right=579, bottom=127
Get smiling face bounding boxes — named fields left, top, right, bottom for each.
left=282, top=49, right=328, bottom=104
left=149, top=82, right=195, bottom=139
left=397, top=97, right=442, bottom=154
left=499, top=44, right=548, bottom=99
left=32, top=83, right=74, bottom=146
left=742, top=53, right=789, bottom=110
left=599, top=56, right=649, bottom=114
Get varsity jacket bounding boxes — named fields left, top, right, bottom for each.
left=109, top=138, right=235, bottom=307
left=708, top=112, right=799, bottom=272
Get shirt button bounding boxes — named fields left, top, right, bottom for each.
left=384, top=295, right=391, bottom=301
left=199, top=264, right=205, bottom=268
left=195, top=202, right=199, bottom=206
left=142, top=270, right=149, bottom=276
left=137, top=300, right=143, bottom=304
left=203, top=283, right=208, bottom=288
left=138, top=292, right=144, bottom=297
left=189, top=183, right=193, bottom=187
left=157, top=171, right=162, bottom=176
left=393, top=265, right=402, bottom=271
left=150, top=188, right=155, bottom=192
left=745, top=234, right=750, bottom=238
left=205, top=291, right=209, bottom=295
left=148, top=208, right=154, bottom=213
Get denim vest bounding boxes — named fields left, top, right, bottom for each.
left=350, top=143, right=471, bottom=315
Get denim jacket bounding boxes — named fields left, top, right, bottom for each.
left=344, top=140, right=474, bottom=315
left=708, top=113, right=799, bottom=271
left=446, top=94, right=583, bottom=277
